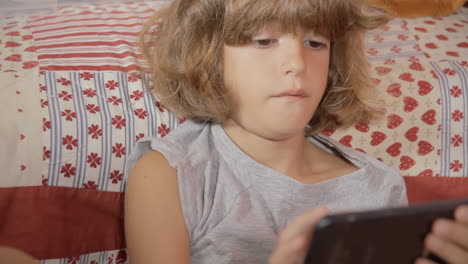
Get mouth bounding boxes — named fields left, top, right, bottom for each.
left=273, top=89, right=308, bottom=98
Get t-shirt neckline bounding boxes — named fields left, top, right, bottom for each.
left=210, top=123, right=368, bottom=187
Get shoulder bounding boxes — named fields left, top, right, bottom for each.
left=126, top=151, right=178, bottom=201
left=314, top=133, right=408, bottom=206
left=126, top=121, right=237, bottom=237
left=131, top=150, right=175, bottom=176
left=125, top=121, right=216, bottom=178
left=313, top=133, right=405, bottom=185
left=312, top=133, right=392, bottom=169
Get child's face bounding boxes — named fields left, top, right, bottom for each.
left=223, top=23, right=330, bottom=139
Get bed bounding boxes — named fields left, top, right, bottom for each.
left=0, top=1, right=467, bottom=263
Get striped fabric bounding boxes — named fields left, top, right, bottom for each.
left=28, top=1, right=168, bottom=72
left=37, top=248, right=128, bottom=264
left=0, top=2, right=467, bottom=263
left=40, top=71, right=180, bottom=191
left=433, top=60, right=468, bottom=177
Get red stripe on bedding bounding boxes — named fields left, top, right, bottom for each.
left=0, top=186, right=125, bottom=260
left=29, top=15, right=152, bottom=28
left=39, top=64, right=146, bottom=72
left=27, top=9, right=155, bottom=23
left=32, top=23, right=144, bottom=34
left=35, top=40, right=137, bottom=49
left=38, top=51, right=142, bottom=59
left=35, top=31, right=138, bottom=41
left=404, top=176, right=468, bottom=204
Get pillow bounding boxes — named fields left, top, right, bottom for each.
left=329, top=6, right=468, bottom=202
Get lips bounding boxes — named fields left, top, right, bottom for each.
left=273, top=89, right=307, bottom=97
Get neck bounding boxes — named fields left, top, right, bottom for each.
left=222, top=120, right=318, bottom=179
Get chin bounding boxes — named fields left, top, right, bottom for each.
left=230, top=115, right=310, bottom=140
left=262, top=123, right=309, bottom=141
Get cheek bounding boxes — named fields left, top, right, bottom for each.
left=225, top=63, right=268, bottom=102
left=310, top=57, right=330, bottom=90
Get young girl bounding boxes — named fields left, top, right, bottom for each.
left=124, top=0, right=468, bottom=263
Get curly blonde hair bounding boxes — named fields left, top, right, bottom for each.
left=141, top=0, right=388, bottom=135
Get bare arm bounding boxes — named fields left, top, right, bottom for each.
left=124, top=151, right=190, bottom=264
left=0, top=247, right=37, bottom=264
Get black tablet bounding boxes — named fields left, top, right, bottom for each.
left=305, top=198, right=468, bottom=264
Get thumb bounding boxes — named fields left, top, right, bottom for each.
left=279, top=206, right=329, bottom=244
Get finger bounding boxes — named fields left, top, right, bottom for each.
left=433, top=219, right=468, bottom=250
left=424, top=233, right=468, bottom=264
left=271, top=207, right=328, bottom=264
left=278, top=206, right=328, bottom=244
left=455, top=205, right=468, bottom=225
left=414, top=257, right=438, bottom=264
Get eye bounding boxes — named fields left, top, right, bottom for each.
left=253, top=39, right=277, bottom=48
left=305, top=40, right=326, bottom=49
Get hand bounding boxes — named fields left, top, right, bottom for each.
left=269, top=207, right=328, bottom=264
left=416, top=205, right=468, bottom=264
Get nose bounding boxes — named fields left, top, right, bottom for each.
left=280, top=38, right=306, bottom=76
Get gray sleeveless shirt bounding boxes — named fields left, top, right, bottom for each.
left=125, top=120, right=408, bottom=264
